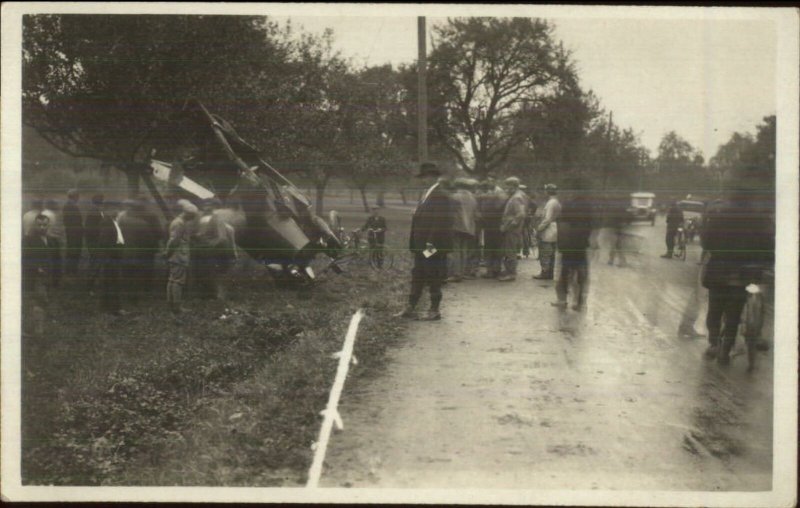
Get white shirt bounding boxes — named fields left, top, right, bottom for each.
left=416, top=183, right=439, bottom=213
left=112, top=219, right=125, bottom=245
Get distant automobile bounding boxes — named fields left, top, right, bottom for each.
left=627, top=192, right=657, bottom=225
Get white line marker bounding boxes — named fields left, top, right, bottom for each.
left=306, top=308, right=365, bottom=488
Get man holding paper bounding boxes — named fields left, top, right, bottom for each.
left=395, top=162, right=454, bottom=321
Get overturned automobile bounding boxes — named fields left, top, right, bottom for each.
left=138, top=99, right=342, bottom=280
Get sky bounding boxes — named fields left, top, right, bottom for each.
left=273, top=15, right=776, bottom=160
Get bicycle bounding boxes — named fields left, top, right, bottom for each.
left=673, top=226, right=687, bottom=261
left=366, top=228, right=394, bottom=270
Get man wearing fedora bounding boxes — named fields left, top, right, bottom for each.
left=395, top=162, right=454, bottom=321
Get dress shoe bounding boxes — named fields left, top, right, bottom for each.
left=703, top=344, right=719, bottom=359
left=660, top=254, right=672, bottom=259
left=551, top=300, right=568, bottom=309
left=419, top=310, right=441, bottom=321
left=533, top=274, right=553, bottom=280
left=571, top=303, right=586, bottom=312
left=393, top=307, right=417, bottom=319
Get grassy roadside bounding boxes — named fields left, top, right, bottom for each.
left=22, top=201, right=416, bottom=486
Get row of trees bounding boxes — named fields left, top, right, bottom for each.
left=23, top=15, right=775, bottom=213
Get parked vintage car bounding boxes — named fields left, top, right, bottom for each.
left=626, top=192, right=657, bottom=225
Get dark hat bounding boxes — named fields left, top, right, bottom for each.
left=416, top=162, right=442, bottom=178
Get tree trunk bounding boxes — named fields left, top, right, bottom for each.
left=376, top=190, right=386, bottom=208
left=400, top=188, right=407, bottom=205
left=359, top=188, right=369, bottom=212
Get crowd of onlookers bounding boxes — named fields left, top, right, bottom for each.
left=21, top=190, right=238, bottom=337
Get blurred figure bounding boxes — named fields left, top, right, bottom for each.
left=477, top=178, right=507, bottom=279
left=22, top=197, right=44, bottom=237
left=606, top=192, right=630, bottom=267
left=553, top=180, right=594, bottom=310
left=702, top=184, right=773, bottom=368
left=661, top=201, right=684, bottom=258
left=22, top=214, right=62, bottom=337
left=497, top=177, right=528, bottom=282
left=165, top=200, right=198, bottom=315
left=97, top=200, right=126, bottom=316
left=193, top=198, right=236, bottom=300
left=448, top=178, right=478, bottom=282
left=84, top=193, right=105, bottom=292
left=41, top=199, right=65, bottom=242
left=520, top=185, right=537, bottom=259
left=119, top=197, right=163, bottom=299
left=395, top=163, right=454, bottom=321
left=534, top=184, right=561, bottom=280
left=62, top=189, right=84, bottom=275
left=361, top=206, right=387, bottom=268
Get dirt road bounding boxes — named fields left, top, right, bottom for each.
left=321, top=223, right=773, bottom=490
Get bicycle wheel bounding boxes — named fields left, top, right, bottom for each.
left=676, top=233, right=687, bottom=261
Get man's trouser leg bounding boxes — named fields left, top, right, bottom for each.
left=706, top=287, right=725, bottom=347
left=665, top=227, right=676, bottom=255
left=575, top=257, right=589, bottom=307
left=539, top=242, right=555, bottom=277
left=466, top=235, right=479, bottom=275
left=459, top=234, right=472, bottom=277
left=719, top=286, right=748, bottom=357
left=428, top=255, right=447, bottom=311
left=555, top=260, right=571, bottom=303
left=503, top=232, right=521, bottom=275
left=448, top=236, right=463, bottom=277
left=65, top=236, right=81, bottom=274
left=409, top=253, right=426, bottom=308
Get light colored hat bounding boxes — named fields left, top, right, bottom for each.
left=504, top=177, right=521, bottom=188
left=177, top=199, right=199, bottom=214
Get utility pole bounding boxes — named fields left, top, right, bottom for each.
left=417, top=16, right=428, bottom=164
left=604, top=111, right=613, bottom=191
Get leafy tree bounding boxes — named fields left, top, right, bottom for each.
left=709, top=132, right=755, bottom=189
left=655, top=131, right=703, bottom=174
left=23, top=15, right=288, bottom=193
left=428, top=17, right=578, bottom=178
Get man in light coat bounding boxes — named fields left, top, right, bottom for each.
left=447, top=178, right=479, bottom=281
left=534, top=183, right=561, bottom=280
left=498, top=177, right=528, bottom=281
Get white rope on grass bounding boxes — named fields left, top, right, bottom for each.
left=306, top=308, right=365, bottom=488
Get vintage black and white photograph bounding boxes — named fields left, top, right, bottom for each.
left=1, top=3, right=797, bottom=505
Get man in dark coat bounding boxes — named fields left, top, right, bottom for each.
left=661, top=201, right=684, bottom=258
left=553, top=181, right=594, bottom=311
left=97, top=200, right=127, bottom=315
left=22, top=214, right=62, bottom=336
left=62, top=189, right=84, bottom=275
left=83, top=193, right=104, bottom=292
left=702, top=186, right=773, bottom=365
left=396, top=163, right=454, bottom=321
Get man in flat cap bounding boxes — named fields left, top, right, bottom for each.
left=447, top=177, right=479, bottom=281
left=498, top=177, right=528, bottom=281
left=396, top=162, right=454, bottom=321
